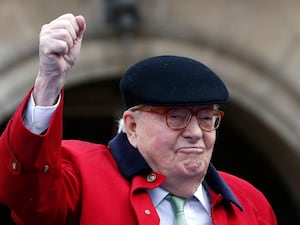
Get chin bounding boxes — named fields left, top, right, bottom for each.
left=184, top=160, right=208, bottom=175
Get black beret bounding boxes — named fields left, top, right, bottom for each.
left=120, top=55, right=229, bottom=109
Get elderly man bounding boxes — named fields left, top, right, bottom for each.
left=0, top=13, right=277, bottom=225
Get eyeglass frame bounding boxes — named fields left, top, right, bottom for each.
left=129, top=105, right=224, bottom=132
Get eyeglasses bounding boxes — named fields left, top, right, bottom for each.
left=130, top=105, right=224, bottom=131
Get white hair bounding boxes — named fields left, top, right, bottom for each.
left=117, top=118, right=126, bottom=133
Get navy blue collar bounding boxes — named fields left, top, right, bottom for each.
left=109, top=132, right=151, bottom=178
left=108, top=132, right=243, bottom=210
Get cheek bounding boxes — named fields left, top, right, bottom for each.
left=204, top=132, right=216, bottom=150
left=135, top=126, right=178, bottom=166
left=137, top=129, right=176, bottom=155
left=136, top=116, right=174, bottom=149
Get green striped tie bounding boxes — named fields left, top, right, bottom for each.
left=166, top=194, right=188, bottom=225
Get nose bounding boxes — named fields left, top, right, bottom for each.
left=182, top=115, right=203, bottom=139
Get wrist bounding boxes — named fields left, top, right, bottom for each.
left=33, top=74, right=63, bottom=106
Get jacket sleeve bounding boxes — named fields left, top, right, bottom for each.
left=0, top=89, right=81, bottom=225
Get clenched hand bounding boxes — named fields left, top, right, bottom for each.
left=33, top=13, right=86, bottom=106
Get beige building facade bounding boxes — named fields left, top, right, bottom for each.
left=0, top=0, right=299, bottom=224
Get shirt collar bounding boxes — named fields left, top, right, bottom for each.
left=147, top=187, right=169, bottom=207
left=147, top=184, right=208, bottom=209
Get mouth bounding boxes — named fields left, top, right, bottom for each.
left=177, top=147, right=204, bottom=154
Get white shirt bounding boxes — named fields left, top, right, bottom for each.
left=23, top=94, right=59, bottom=134
left=148, top=185, right=213, bottom=225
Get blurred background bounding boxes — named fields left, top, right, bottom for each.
left=0, top=0, right=299, bottom=224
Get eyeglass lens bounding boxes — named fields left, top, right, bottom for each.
left=166, top=108, right=221, bottom=131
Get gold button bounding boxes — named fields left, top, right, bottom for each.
left=146, top=173, right=156, bottom=182
left=12, top=161, right=17, bottom=170
left=10, top=160, right=21, bottom=174
left=43, top=165, right=49, bottom=173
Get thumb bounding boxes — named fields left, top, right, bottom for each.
left=75, top=15, right=86, bottom=41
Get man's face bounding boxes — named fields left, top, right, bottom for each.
left=124, top=105, right=217, bottom=183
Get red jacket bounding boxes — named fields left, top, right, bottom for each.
left=0, top=91, right=277, bottom=225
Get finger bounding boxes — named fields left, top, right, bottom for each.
left=40, top=15, right=81, bottom=53
left=41, top=27, right=75, bottom=53
left=75, top=15, right=86, bottom=40
left=44, top=13, right=85, bottom=41
left=57, top=14, right=86, bottom=35
left=54, top=13, right=77, bottom=21
left=40, top=37, right=70, bottom=56
left=47, top=18, right=78, bottom=41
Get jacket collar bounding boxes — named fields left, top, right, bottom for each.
left=109, top=132, right=151, bottom=179
left=108, top=132, right=243, bottom=210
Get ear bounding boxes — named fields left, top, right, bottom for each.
left=123, top=111, right=138, bottom=148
